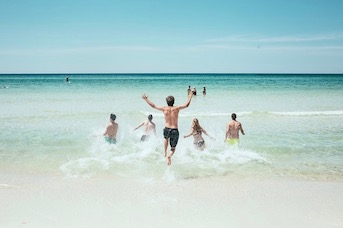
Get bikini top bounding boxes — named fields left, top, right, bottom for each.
left=192, top=129, right=202, bottom=136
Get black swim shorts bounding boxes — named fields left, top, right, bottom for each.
left=163, top=128, right=179, bottom=148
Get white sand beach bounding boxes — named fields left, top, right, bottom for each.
left=1, top=172, right=343, bottom=228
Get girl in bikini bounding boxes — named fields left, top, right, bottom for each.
left=184, top=118, right=213, bottom=151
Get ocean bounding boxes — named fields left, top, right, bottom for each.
left=1, top=74, right=343, bottom=181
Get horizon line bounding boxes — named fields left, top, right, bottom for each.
left=1, top=72, right=342, bottom=75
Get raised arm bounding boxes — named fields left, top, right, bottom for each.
left=142, top=94, right=164, bottom=111
left=177, top=93, right=192, bottom=110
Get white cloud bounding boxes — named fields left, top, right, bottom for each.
left=184, top=44, right=343, bottom=53
left=206, top=33, right=343, bottom=43
left=1, top=40, right=343, bottom=57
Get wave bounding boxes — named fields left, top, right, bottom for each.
left=60, top=157, right=110, bottom=179
left=0, top=184, right=19, bottom=189
left=140, top=111, right=253, bottom=118
left=60, top=130, right=269, bottom=180
left=270, top=111, right=343, bottom=116
left=141, top=110, right=343, bottom=118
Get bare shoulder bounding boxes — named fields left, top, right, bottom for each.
left=174, top=105, right=185, bottom=110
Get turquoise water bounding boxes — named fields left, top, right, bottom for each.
left=1, top=74, right=343, bottom=180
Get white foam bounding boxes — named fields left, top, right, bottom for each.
left=0, top=184, right=19, bottom=189
left=220, top=148, right=268, bottom=165
left=60, top=141, right=267, bottom=180
left=143, top=110, right=343, bottom=118
left=60, top=122, right=269, bottom=179
left=270, top=110, right=343, bottom=116
left=60, top=157, right=110, bottom=178
left=141, top=111, right=253, bottom=118
left=162, top=168, right=177, bottom=183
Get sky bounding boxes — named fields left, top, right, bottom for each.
left=0, top=0, right=342, bottom=73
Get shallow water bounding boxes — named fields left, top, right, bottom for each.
left=1, top=74, right=343, bottom=180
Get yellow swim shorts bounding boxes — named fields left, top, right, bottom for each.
left=226, top=138, right=239, bottom=145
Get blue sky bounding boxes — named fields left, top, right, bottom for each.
left=0, top=0, right=342, bottom=73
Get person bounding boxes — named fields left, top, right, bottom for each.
left=103, top=113, right=118, bottom=144
left=192, top=87, right=197, bottom=96
left=225, top=113, right=245, bottom=145
left=184, top=118, right=213, bottom=151
left=66, top=76, right=69, bottom=83
left=134, top=114, right=156, bottom=142
left=187, top=86, right=191, bottom=95
left=203, top=86, right=206, bottom=95
left=142, top=93, right=192, bottom=165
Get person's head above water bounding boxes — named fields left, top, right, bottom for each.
left=192, top=118, right=199, bottom=126
left=166, top=96, right=174, bottom=106
left=148, top=114, right=153, bottom=121
left=110, top=113, right=116, bottom=121
left=192, top=118, right=201, bottom=131
left=231, top=113, right=236, bottom=121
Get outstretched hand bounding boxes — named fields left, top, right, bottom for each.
left=142, top=94, right=148, bottom=100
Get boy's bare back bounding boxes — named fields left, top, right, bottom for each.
left=143, top=120, right=156, bottom=135
left=162, top=106, right=181, bottom=129
left=227, top=121, right=243, bottom=139
left=105, top=122, right=118, bottom=139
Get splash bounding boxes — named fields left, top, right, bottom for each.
left=60, top=128, right=268, bottom=180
